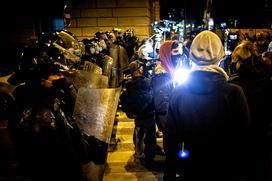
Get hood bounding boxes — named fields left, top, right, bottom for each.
left=190, top=30, right=225, bottom=66
left=159, top=40, right=175, bottom=75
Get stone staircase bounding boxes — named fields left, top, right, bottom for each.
left=103, top=111, right=165, bottom=181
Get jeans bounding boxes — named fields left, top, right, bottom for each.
left=133, top=116, right=156, bottom=160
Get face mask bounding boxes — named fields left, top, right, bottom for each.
left=171, top=54, right=182, bottom=68
left=96, top=46, right=103, bottom=52
left=99, top=40, right=107, bottom=49
left=74, top=49, right=82, bottom=57
left=90, top=47, right=96, bottom=54
left=171, top=54, right=182, bottom=59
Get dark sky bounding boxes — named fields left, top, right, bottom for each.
left=159, top=0, right=270, bottom=27
left=160, top=0, right=204, bottom=21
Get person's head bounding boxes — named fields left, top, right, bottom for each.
left=255, top=31, right=270, bottom=53
left=128, top=61, right=143, bottom=76
left=231, top=40, right=259, bottom=70
left=94, top=32, right=108, bottom=50
left=124, top=28, right=135, bottom=38
left=256, top=31, right=269, bottom=45
left=171, top=40, right=183, bottom=55
left=190, top=30, right=225, bottom=66
left=39, top=63, right=64, bottom=88
left=141, top=38, right=153, bottom=47
left=231, top=40, right=270, bottom=77
left=170, top=40, right=183, bottom=68
left=262, top=52, right=272, bottom=67
left=112, top=28, right=122, bottom=38
left=105, top=31, right=116, bottom=47
left=159, top=40, right=183, bottom=74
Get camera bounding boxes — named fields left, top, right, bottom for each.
left=229, top=34, right=238, bottom=40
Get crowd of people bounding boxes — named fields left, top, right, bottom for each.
left=1, top=26, right=272, bottom=181
left=1, top=28, right=137, bottom=180
left=120, top=29, right=272, bottom=181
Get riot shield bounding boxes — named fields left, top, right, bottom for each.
left=72, top=87, right=121, bottom=181
left=83, top=61, right=102, bottom=75
left=65, top=70, right=109, bottom=90
left=102, top=55, right=113, bottom=78
left=73, top=87, right=121, bottom=143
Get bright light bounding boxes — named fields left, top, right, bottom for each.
left=177, top=142, right=190, bottom=159
left=173, top=68, right=191, bottom=85
left=178, top=149, right=190, bottom=159
left=208, top=18, right=214, bottom=30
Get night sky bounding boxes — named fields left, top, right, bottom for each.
left=159, top=0, right=270, bottom=27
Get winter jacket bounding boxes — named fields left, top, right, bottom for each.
left=164, top=70, right=251, bottom=181
left=121, top=76, right=154, bottom=119
left=228, top=58, right=272, bottom=181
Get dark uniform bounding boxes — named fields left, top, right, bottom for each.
left=9, top=66, right=82, bottom=181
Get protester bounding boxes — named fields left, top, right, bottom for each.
left=229, top=40, right=272, bottom=181
left=255, top=31, right=271, bottom=53
left=163, top=30, right=251, bottom=181
left=151, top=40, right=188, bottom=136
left=137, top=38, right=156, bottom=61
left=120, top=61, right=156, bottom=165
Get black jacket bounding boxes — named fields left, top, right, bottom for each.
left=228, top=60, right=272, bottom=181
left=164, top=70, right=251, bottom=181
left=121, top=76, right=154, bottom=119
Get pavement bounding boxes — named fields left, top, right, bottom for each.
left=104, top=111, right=165, bottom=181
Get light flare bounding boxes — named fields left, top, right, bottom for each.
left=173, top=68, right=191, bottom=85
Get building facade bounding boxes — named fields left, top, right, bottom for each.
left=67, top=0, right=160, bottom=40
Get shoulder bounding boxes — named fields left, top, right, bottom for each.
left=228, top=74, right=241, bottom=84
left=226, top=82, right=244, bottom=92
left=222, top=82, right=248, bottom=102
left=154, top=62, right=167, bottom=74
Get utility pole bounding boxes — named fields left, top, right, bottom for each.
left=203, top=0, right=212, bottom=29
left=184, top=0, right=187, bottom=35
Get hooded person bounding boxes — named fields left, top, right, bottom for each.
left=151, top=40, right=189, bottom=137
left=189, top=30, right=228, bottom=79
left=156, top=40, right=184, bottom=76
left=163, top=30, right=252, bottom=181
left=229, top=40, right=272, bottom=181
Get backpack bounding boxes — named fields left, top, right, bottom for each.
left=120, top=88, right=153, bottom=119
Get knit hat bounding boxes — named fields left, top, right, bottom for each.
left=190, top=30, right=225, bottom=66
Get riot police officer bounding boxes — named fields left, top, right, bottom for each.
left=9, top=62, right=83, bottom=181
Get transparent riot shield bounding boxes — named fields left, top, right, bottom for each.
left=83, top=61, right=103, bottom=75
left=65, top=70, right=109, bottom=89
left=73, top=87, right=121, bottom=181
left=73, top=87, right=121, bottom=143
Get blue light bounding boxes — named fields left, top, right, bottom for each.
left=178, top=149, right=190, bottom=159
left=53, top=18, right=65, bottom=31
